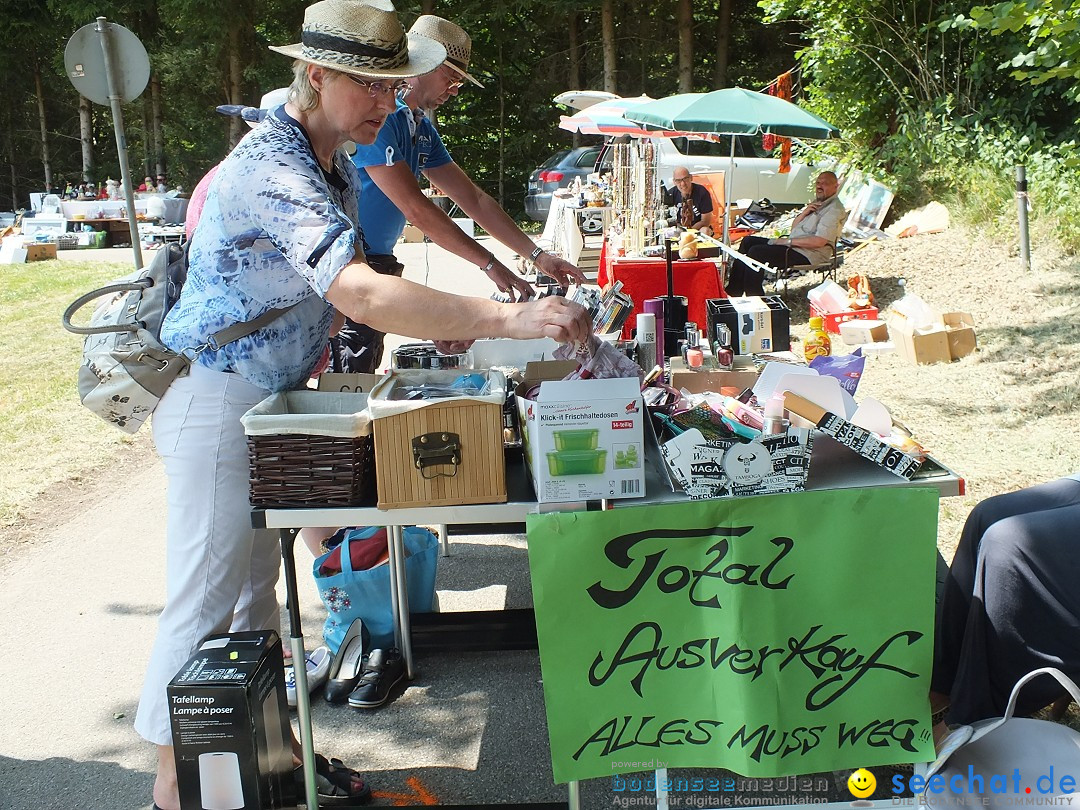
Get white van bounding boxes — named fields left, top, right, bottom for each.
left=599, top=135, right=817, bottom=208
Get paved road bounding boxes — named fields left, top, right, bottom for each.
left=6, top=238, right=860, bottom=809
left=1, top=238, right=590, bottom=809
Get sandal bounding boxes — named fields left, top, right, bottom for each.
left=293, top=753, right=372, bottom=805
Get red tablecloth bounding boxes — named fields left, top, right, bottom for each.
left=605, top=257, right=727, bottom=339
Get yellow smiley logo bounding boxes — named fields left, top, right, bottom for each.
left=847, top=768, right=876, bottom=799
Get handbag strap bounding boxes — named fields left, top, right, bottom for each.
left=62, top=279, right=154, bottom=335
left=1003, top=667, right=1080, bottom=722
left=188, top=304, right=298, bottom=358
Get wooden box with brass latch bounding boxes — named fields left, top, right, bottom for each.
left=368, top=368, right=507, bottom=509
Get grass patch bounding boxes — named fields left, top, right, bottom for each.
left=0, top=257, right=141, bottom=526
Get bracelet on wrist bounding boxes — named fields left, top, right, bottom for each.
left=529, top=245, right=545, bottom=263
left=482, top=253, right=497, bottom=273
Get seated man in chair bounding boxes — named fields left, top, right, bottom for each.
left=664, top=167, right=714, bottom=234
left=725, top=171, right=844, bottom=296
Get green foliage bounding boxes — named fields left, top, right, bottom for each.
left=961, top=0, right=1080, bottom=101
left=761, top=0, right=1080, bottom=254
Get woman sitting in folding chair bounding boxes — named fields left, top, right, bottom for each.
left=725, top=171, right=844, bottom=296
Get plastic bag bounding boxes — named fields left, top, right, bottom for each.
left=809, top=349, right=866, bottom=397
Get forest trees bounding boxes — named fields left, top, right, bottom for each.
left=4, top=0, right=801, bottom=214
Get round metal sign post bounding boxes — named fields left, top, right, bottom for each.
left=64, top=18, right=150, bottom=268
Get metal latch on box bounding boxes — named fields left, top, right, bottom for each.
left=412, top=432, right=460, bottom=479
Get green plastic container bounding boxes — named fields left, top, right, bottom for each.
left=552, top=429, right=599, bottom=451
left=547, top=449, right=607, bottom=476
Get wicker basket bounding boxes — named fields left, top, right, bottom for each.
left=242, top=391, right=375, bottom=508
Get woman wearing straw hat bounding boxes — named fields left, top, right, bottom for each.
left=135, top=2, right=591, bottom=808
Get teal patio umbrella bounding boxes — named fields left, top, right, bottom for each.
left=625, top=87, right=840, bottom=244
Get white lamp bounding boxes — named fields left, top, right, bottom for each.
left=198, top=751, right=245, bottom=810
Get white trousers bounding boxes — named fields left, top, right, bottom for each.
left=135, top=365, right=280, bottom=746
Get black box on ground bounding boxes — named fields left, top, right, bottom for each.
left=706, top=296, right=791, bottom=355
left=168, top=631, right=295, bottom=810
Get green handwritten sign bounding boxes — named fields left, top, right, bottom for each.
left=526, top=487, right=938, bottom=784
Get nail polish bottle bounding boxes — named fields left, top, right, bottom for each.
left=713, top=323, right=734, bottom=370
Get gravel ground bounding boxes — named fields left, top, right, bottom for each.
left=779, top=227, right=1080, bottom=560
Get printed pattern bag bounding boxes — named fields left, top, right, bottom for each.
left=62, top=242, right=190, bottom=432
left=62, top=242, right=294, bottom=433
left=315, top=526, right=439, bottom=654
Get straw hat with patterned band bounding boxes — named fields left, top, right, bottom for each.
left=269, top=0, right=446, bottom=80
left=409, top=15, right=484, bottom=88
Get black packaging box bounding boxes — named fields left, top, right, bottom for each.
left=168, top=631, right=295, bottom=810
left=706, top=296, right=791, bottom=355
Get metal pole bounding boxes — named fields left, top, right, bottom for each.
left=1015, top=165, right=1030, bottom=272
left=96, top=17, right=143, bottom=269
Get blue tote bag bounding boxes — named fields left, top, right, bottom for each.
left=314, top=526, right=439, bottom=654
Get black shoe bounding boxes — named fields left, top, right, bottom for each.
left=347, top=648, right=405, bottom=709
left=323, top=619, right=369, bottom=704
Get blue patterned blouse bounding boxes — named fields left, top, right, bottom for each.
left=161, top=106, right=363, bottom=392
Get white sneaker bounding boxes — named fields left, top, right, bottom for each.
left=285, top=646, right=332, bottom=707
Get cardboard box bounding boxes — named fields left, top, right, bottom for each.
left=24, top=243, right=57, bottom=261
left=401, top=224, right=425, bottom=243
left=369, top=369, right=506, bottom=509
left=943, top=311, right=977, bottom=360
left=668, top=355, right=759, bottom=394
left=706, top=296, right=790, bottom=355
left=516, top=362, right=644, bottom=503
left=168, top=631, right=294, bottom=810
left=782, top=391, right=924, bottom=479
left=809, top=303, right=880, bottom=334
left=838, top=318, right=889, bottom=345
left=887, top=315, right=951, bottom=365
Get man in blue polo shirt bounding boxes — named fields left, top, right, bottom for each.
left=337, top=15, right=587, bottom=373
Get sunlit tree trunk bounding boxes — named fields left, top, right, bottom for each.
left=33, top=62, right=52, bottom=192
left=677, top=0, right=693, bottom=92
left=569, top=10, right=582, bottom=148
left=497, top=40, right=505, bottom=207
left=714, top=0, right=734, bottom=88
left=79, top=95, right=94, bottom=183
left=5, top=114, right=17, bottom=210
left=226, top=12, right=246, bottom=148
left=601, top=0, right=617, bottom=94
left=151, top=74, right=165, bottom=178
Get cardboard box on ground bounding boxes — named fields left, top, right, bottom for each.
left=887, top=310, right=977, bottom=365
left=516, top=361, right=645, bottom=503
left=168, top=631, right=294, bottom=810
left=838, top=319, right=889, bottom=345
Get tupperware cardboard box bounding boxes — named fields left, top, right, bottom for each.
left=706, top=296, right=791, bottom=355
left=516, top=363, right=645, bottom=503
left=887, top=310, right=978, bottom=365
left=168, top=631, right=294, bottom=810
